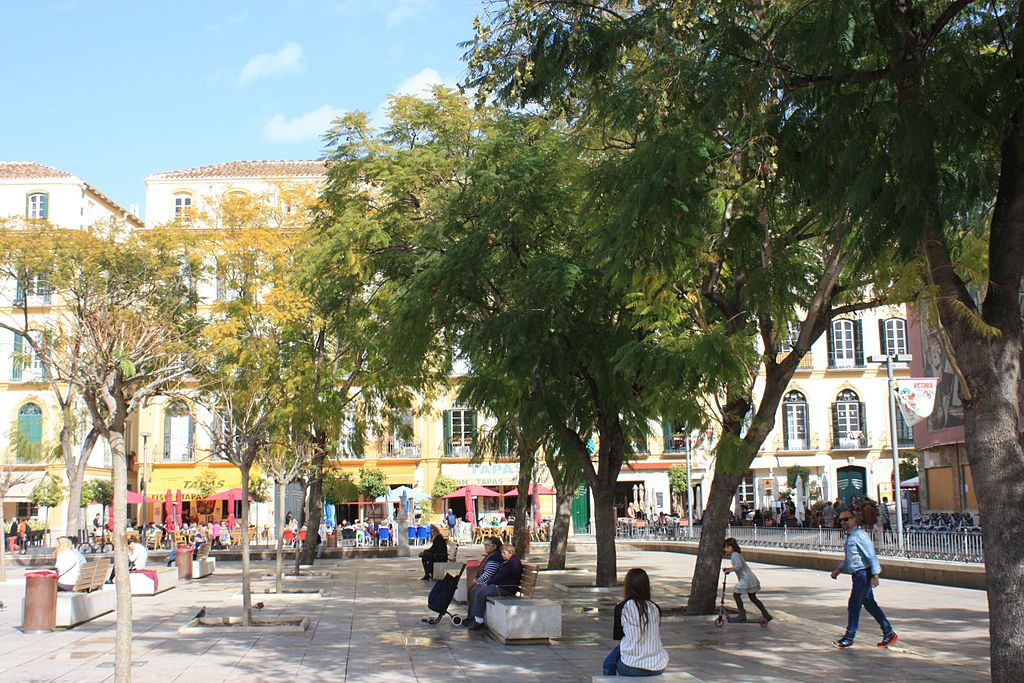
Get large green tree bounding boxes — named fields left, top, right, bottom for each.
left=470, top=2, right=1024, bottom=677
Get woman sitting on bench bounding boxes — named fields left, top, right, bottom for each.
left=467, top=543, right=523, bottom=631
left=420, top=525, right=449, bottom=580
left=54, top=537, right=86, bottom=591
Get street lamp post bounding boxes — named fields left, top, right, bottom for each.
left=685, top=431, right=693, bottom=538
left=868, top=353, right=912, bottom=555
left=140, top=433, right=149, bottom=527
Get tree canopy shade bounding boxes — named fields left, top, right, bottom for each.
left=468, top=1, right=1024, bottom=677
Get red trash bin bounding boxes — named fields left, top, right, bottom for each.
left=22, top=570, right=58, bottom=633
left=176, top=546, right=193, bottom=580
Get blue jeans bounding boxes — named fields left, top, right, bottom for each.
left=845, top=569, right=893, bottom=640
left=469, top=584, right=505, bottom=621
left=602, top=646, right=663, bottom=677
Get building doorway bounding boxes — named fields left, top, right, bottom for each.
left=837, top=465, right=867, bottom=506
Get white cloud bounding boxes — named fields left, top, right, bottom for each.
left=263, top=104, right=345, bottom=144
left=237, top=42, right=305, bottom=86
left=332, top=0, right=431, bottom=26
left=394, top=67, right=445, bottom=97
left=385, top=0, right=431, bottom=27
left=227, top=9, right=250, bottom=23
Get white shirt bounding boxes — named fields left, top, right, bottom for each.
left=619, top=599, right=669, bottom=672
left=55, top=549, right=85, bottom=585
left=729, top=552, right=761, bottom=593
left=128, top=543, right=148, bottom=569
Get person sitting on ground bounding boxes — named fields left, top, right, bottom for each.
left=467, top=542, right=523, bottom=631
left=602, top=568, right=669, bottom=676
left=54, top=536, right=86, bottom=591
left=128, top=539, right=148, bottom=570
left=419, top=525, right=450, bottom=580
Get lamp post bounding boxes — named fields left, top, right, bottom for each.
left=868, top=353, right=911, bottom=555
left=685, top=431, right=693, bottom=538
left=140, top=432, right=150, bottom=527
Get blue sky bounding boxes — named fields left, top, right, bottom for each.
left=0, top=0, right=486, bottom=216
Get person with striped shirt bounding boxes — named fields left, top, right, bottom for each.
left=603, top=568, right=669, bottom=676
left=464, top=536, right=503, bottom=622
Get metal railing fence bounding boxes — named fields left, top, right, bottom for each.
left=616, top=521, right=985, bottom=564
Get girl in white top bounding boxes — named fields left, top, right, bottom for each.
left=723, top=537, right=772, bottom=623
left=603, top=568, right=669, bottom=676
left=53, top=537, right=85, bottom=591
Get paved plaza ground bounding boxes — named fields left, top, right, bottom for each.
left=0, top=545, right=991, bottom=682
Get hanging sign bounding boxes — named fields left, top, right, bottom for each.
left=894, top=378, right=938, bottom=426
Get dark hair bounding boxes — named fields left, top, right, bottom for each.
left=724, top=537, right=741, bottom=554
left=623, top=568, right=656, bottom=634
left=485, top=536, right=502, bottom=553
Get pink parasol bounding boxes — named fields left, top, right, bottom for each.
left=205, top=487, right=253, bottom=502
left=126, top=490, right=158, bottom=505
left=164, top=490, right=175, bottom=532
left=442, top=485, right=502, bottom=526
left=175, top=489, right=183, bottom=526
left=502, top=484, right=557, bottom=497
left=227, top=513, right=237, bottom=531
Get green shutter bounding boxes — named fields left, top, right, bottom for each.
left=40, top=192, right=48, bottom=219
left=662, top=420, right=673, bottom=453
left=467, top=410, right=477, bottom=454
left=12, top=333, right=23, bottom=381
left=163, top=410, right=172, bottom=459
left=858, top=401, right=867, bottom=441
left=831, top=402, right=840, bottom=448
left=17, top=405, right=42, bottom=462
left=878, top=319, right=887, bottom=355
left=854, top=320, right=864, bottom=366
left=442, top=410, right=452, bottom=456
left=826, top=324, right=836, bottom=368
left=781, top=406, right=790, bottom=449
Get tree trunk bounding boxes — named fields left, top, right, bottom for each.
left=685, top=466, right=743, bottom=614
left=298, top=472, right=323, bottom=565
left=275, top=479, right=285, bottom=594
left=547, top=491, right=573, bottom=570
left=960, top=351, right=1024, bottom=682
left=109, top=429, right=133, bottom=683
left=591, top=485, right=618, bottom=586
left=513, top=442, right=534, bottom=559
left=240, top=464, right=252, bottom=627
left=0, top=506, right=8, bottom=583
left=65, top=460, right=89, bottom=540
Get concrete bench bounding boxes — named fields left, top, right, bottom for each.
left=593, top=674, right=699, bottom=682
left=129, top=567, right=177, bottom=595
left=485, top=565, right=561, bottom=645
left=191, top=543, right=216, bottom=579
left=432, top=561, right=463, bottom=581
left=53, top=559, right=114, bottom=628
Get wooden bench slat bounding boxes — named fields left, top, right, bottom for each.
left=73, top=559, right=110, bottom=593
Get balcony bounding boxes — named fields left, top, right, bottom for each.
left=381, top=442, right=421, bottom=459
left=163, top=446, right=196, bottom=462
left=777, top=351, right=814, bottom=371
left=832, top=432, right=869, bottom=450
left=828, top=357, right=866, bottom=370
left=444, top=443, right=474, bottom=458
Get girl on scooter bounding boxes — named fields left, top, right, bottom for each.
left=723, top=538, right=773, bottom=624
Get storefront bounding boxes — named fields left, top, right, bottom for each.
left=438, top=462, right=555, bottom=520
left=145, top=462, right=248, bottom=525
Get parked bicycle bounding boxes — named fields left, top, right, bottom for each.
left=77, top=529, right=113, bottom=554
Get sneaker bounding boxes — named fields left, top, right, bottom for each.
left=762, top=614, right=773, bottom=624
left=878, top=632, right=898, bottom=648
left=467, top=620, right=485, bottom=631
left=832, top=637, right=854, bottom=649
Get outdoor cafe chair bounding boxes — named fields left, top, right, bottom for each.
left=378, top=527, right=392, bottom=546
left=416, top=525, right=430, bottom=544
left=408, top=526, right=418, bottom=545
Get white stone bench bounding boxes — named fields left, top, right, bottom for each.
left=54, top=589, right=115, bottom=628
left=432, top=561, right=464, bottom=581
left=455, top=574, right=469, bottom=603
left=192, top=557, right=216, bottom=578
left=484, top=597, right=562, bottom=645
left=129, top=568, right=177, bottom=595
left=592, top=675, right=699, bottom=682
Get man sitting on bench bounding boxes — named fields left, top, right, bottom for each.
left=128, top=539, right=148, bottom=570
left=54, top=537, right=86, bottom=591
left=467, top=543, right=523, bottom=631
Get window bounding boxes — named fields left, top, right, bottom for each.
left=443, top=406, right=476, bottom=457
left=16, top=403, right=43, bottom=462
left=775, top=322, right=800, bottom=353
left=828, top=319, right=863, bottom=368
left=16, top=502, right=39, bottom=518
left=173, top=193, right=193, bottom=223
left=15, top=272, right=52, bottom=306
left=782, top=391, right=808, bottom=450
left=736, top=471, right=755, bottom=509
left=832, top=389, right=866, bottom=448
left=11, top=332, right=48, bottom=382
left=163, top=401, right=194, bottom=461
left=26, top=192, right=48, bottom=219
left=662, top=421, right=687, bottom=453
left=896, top=409, right=914, bottom=449
left=339, top=407, right=362, bottom=459
left=880, top=318, right=908, bottom=355
left=383, top=411, right=417, bottom=457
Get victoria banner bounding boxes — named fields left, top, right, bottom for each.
left=894, top=378, right=938, bottom=427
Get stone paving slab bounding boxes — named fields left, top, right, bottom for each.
left=0, top=545, right=991, bottom=681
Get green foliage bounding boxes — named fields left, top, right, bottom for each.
left=899, top=455, right=919, bottom=482
left=430, top=475, right=459, bottom=500
left=29, top=473, right=65, bottom=509
left=356, top=467, right=388, bottom=499
left=248, top=473, right=271, bottom=504
left=668, top=464, right=689, bottom=494
left=81, top=479, right=113, bottom=507
left=323, top=470, right=359, bottom=504
left=786, top=466, right=812, bottom=491
left=193, top=469, right=220, bottom=500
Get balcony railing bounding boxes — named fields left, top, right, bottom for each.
left=381, top=443, right=421, bottom=458
left=444, top=443, right=474, bottom=458
left=163, top=446, right=196, bottom=462
left=832, top=432, right=869, bottom=450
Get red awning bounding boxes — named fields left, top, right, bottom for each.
left=442, top=485, right=502, bottom=498
left=205, top=487, right=253, bottom=502
left=503, top=484, right=556, bottom=497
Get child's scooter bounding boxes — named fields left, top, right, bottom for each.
left=714, top=572, right=768, bottom=627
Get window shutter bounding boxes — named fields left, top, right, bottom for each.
left=858, top=401, right=867, bottom=437
left=854, top=320, right=864, bottom=366
left=442, top=410, right=452, bottom=456
left=14, top=276, right=25, bottom=306
left=662, top=420, right=673, bottom=452
left=468, top=410, right=477, bottom=444
left=163, top=410, right=172, bottom=459
left=40, top=193, right=48, bottom=220
left=826, top=324, right=836, bottom=368
left=11, top=333, right=23, bottom=381
left=878, top=319, right=887, bottom=354
left=831, top=402, right=840, bottom=448
left=781, top=408, right=790, bottom=449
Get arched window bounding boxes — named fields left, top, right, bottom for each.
left=879, top=318, right=908, bottom=355
left=16, top=403, right=42, bottom=462
left=172, top=193, right=193, bottom=223
left=26, top=192, right=48, bottom=219
left=833, top=389, right=866, bottom=448
left=828, top=319, right=863, bottom=368
left=782, top=391, right=808, bottom=450
left=163, top=401, right=194, bottom=461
